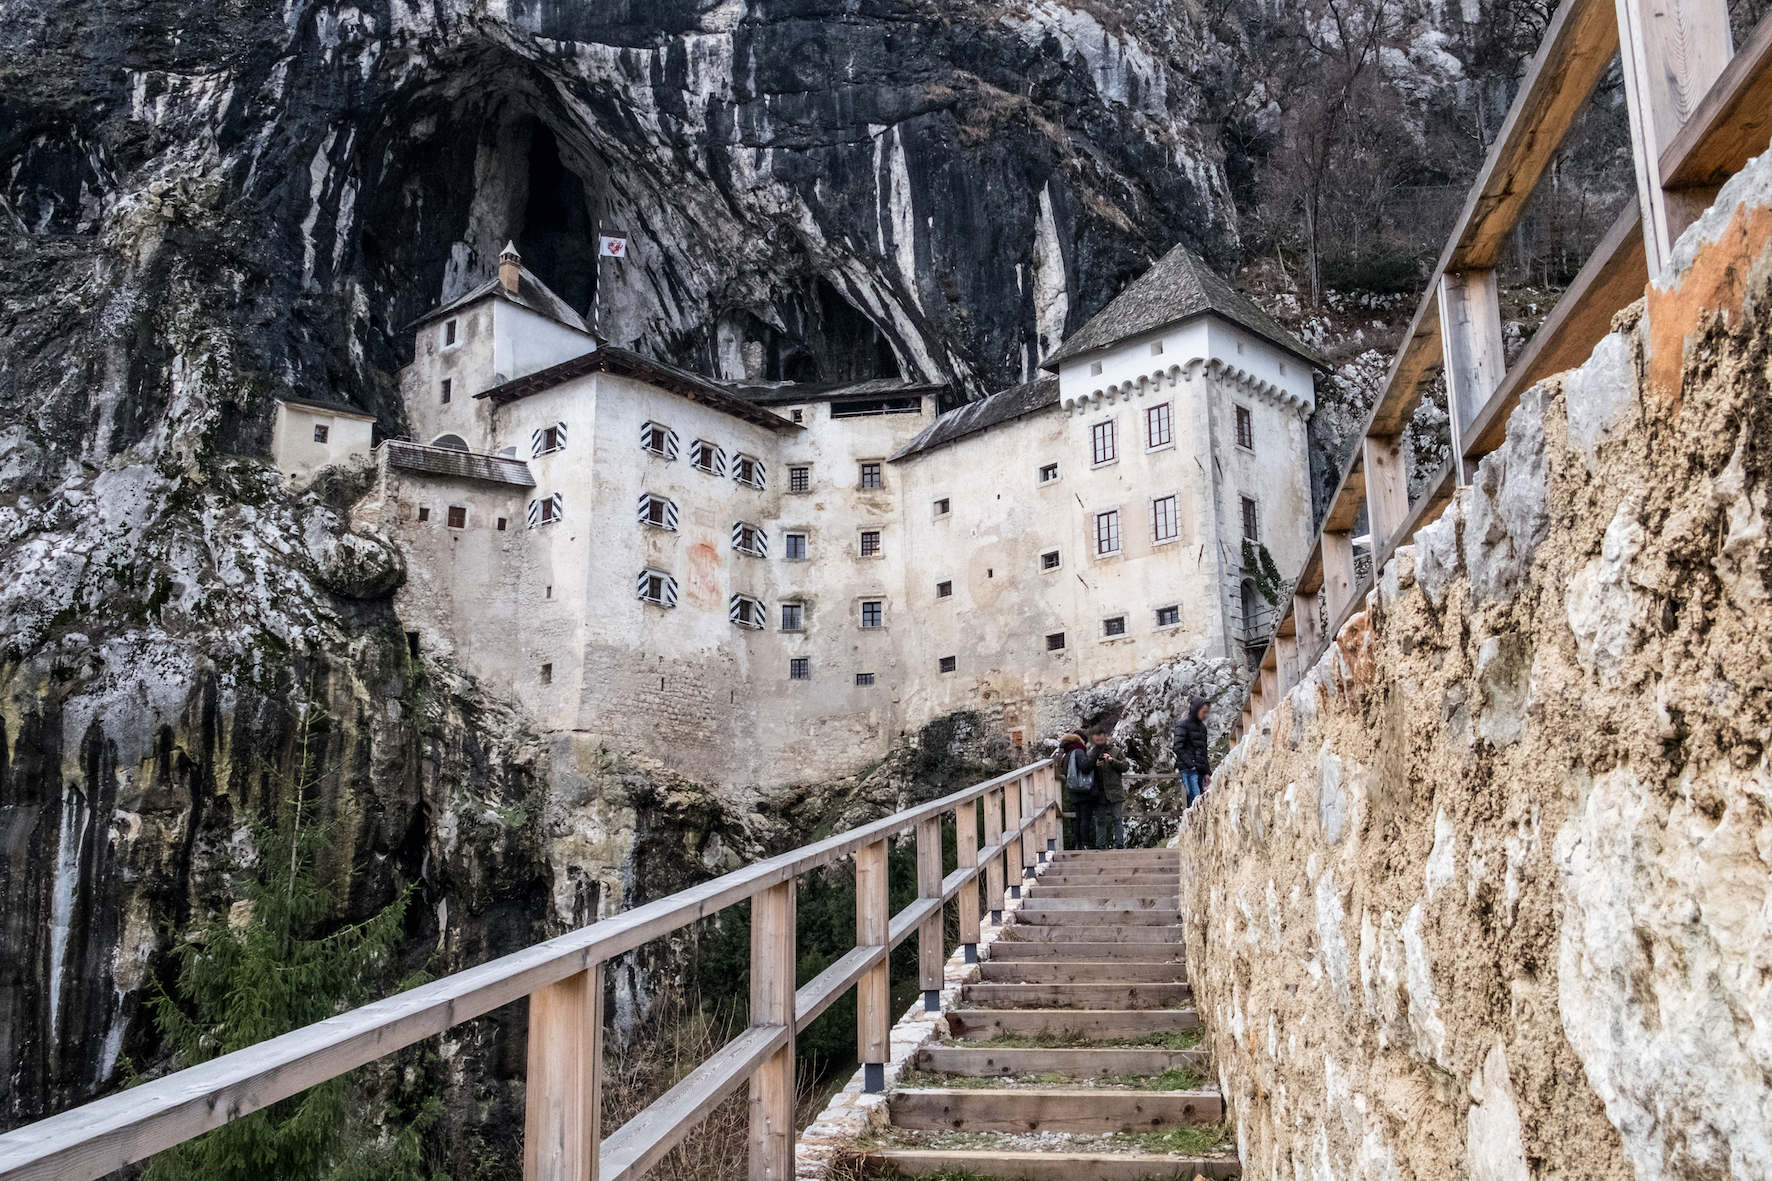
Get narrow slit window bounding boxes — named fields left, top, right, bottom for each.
left=540, top=663, right=553, bottom=684
left=444, top=319, right=457, bottom=346
left=1146, top=402, right=1173, bottom=449
left=1091, top=420, right=1116, bottom=465
left=496, top=517, right=507, bottom=531
left=417, top=507, right=430, bottom=522
left=1095, top=509, right=1121, bottom=555
left=441, top=378, right=452, bottom=404
left=933, top=497, right=950, bottom=517
left=1151, top=340, right=1164, bottom=356
left=1151, top=494, right=1180, bottom=543
left=1089, top=360, right=1103, bottom=376
left=1236, top=405, right=1254, bottom=450
left=313, top=424, right=330, bottom=443
left=792, top=408, right=804, bottom=423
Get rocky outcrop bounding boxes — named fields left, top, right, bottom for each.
left=1175, top=153, right=1772, bottom=1179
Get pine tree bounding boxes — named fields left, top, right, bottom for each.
left=146, top=690, right=437, bottom=1181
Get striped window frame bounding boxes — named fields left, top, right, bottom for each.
left=729, top=594, right=766, bottom=629
left=531, top=422, right=568, bottom=458
left=526, top=492, right=563, bottom=528
left=637, top=569, right=679, bottom=607
left=732, top=453, right=767, bottom=490
left=637, top=493, right=679, bottom=531
left=640, top=421, right=680, bottom=459
left=691, top=439, right=726, bottom=476
left=731, top=521, right=769, bottom=557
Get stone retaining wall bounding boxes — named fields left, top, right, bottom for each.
left=1175, top=151, right=1772, bottom=1180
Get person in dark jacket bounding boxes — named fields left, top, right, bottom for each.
left=1172, top=697, right=1212, bottom=807
left=1085, top=725, right=1130, bottom=849
left=1054, top=732, right=1093, bottom=848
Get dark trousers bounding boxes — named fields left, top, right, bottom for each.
left=1073, top=798, right=1100, bottom=849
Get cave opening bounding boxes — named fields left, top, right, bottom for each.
left=517, top=120, right=599, bottom=314
left=731, top=278, right=902, bottom=385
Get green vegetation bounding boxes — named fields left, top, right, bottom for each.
left=1118, top=1120, right=1239, bottom=1157
left=1243, top=539, right=1285, bottom=606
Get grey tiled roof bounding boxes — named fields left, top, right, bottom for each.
left=726, top=377, right=948, bottom=406
left=408, top=266, right=594, bottom=336
left=889, top=376, right=1059, bottom=461
left=384, top=441, right=535, bottom=486
left=1042, top=244, right=1324, bottom=369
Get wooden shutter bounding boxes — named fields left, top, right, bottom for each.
left=526, top=498, right=542, bottom=529
left=662, top=574, right=678, bottom=607
left=531, top=428, right=544, bottom=458
left=637, top=494, right=651, bottom=525
left=731, top=521, right=745, bottom=550
left=549, top=492, right=563, bottom=523
left=555, top=421, right=567, bottom=451
left=665, top=428, right=680, bottom=460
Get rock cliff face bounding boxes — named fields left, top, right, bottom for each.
left=1173, top=153, right=1772, bottom=1180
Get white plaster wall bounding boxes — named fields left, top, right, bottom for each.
left=1054, top=318, right=1314, bottom=412
left=270, top=402, right=375, bottom=481
left=401, top=303, right=500, bottom=450
left=492, top=300, right=597, bottom=382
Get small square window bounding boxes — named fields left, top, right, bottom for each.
left=643, top=423, right=674, bottom=457
left=792, top=408, right=804, bottom=423
left=784, top=533, right=807, bottom=560
left=447, top=505, right=466, bottom=528
left=790, top=466, right=810, bottom=492
left=641, top=495, right=676, bottom=530
left=781, top=603, right=805, bottom=631
left=933, top=497, right=950, bottom=517
left=861, top=600, right=883, bottom=628
left=859, top=462, right=883, bottom=489
left=444, top=319, right=457, bottom=346
left=1151, top=341, right=1164, bottom=356
left=855, top=672, right=875, bottom=686
left=497, top=517, right=507, bottom=531
left=1038, top=462, right=1059, bottom=484
left=1241, top=496, right=1259, bottom=542
left=1089, top=360, right=1103, bottom=376
left=692, top=441, right=722, bottom=474
left=441, top=378, right=452, bottom=404
left=313, top=424, right=330, bottom=443
left=936, top=580, right=953, bottom=598
left=1046, top=632, right=1066, bottom=651
left=790, top=658, right=810, bottom=681
left=860, top=530, right=881, bottom=557
left=1104, top=615, right=1128, bottom=637
left=735, top=523, right=766, bottom=555
left=734, top=455, right=765, bottom=489
left=731, top=595, right=765, bottom=629
left=417, top=507, right=430, bottom=522
left=1040, top=549, right=1061, bottom=572
left=1236, top=405, right=1254, bottom=450
left=938, top=655, right=957, bottom=673
left=540, top=662, right=553, bottom=684
left=1091, top=420, right=1117, bottom=465
left=1156, top=604, right=1181, bottom=627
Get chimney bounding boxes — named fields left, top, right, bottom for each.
left=498, top=241, right=521, bottom=294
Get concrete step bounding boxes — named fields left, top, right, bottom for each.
left=1013, top=908, right=1182, bottom=925
left=945, top=1008, right=1200, bottom=1041
left=916, top=1044, right=1206, bottom=1078
left=999, top=925, right=1184, bottom=943
left=875, top=1150, right=1239, bottom=1180
left=986, top=941, right=1183, bottom=962
left=887, top=1087, right=1222, bottom=1133
left=960, top=981, right=1193, bottom=1009
left=976, top=960, right=1186, bottom=984
left=1022, top=896, right=1181, bottom=911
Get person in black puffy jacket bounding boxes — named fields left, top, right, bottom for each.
left=1172, top=696, right=1212, bottom=807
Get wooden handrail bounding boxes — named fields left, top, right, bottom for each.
left=0, top=761, right=1063, bottom=1181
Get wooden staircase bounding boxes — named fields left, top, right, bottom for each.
left=871, top=848, right=1241, bottom=1179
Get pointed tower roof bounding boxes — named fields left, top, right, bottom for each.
left=1041, top=244, right=1324, bottom=370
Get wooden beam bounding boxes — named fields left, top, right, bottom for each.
left=1437, top=269, right=1506, bottom=481
left=957, top=799, right=980, bottom=952
left=1372, top=461, right=1458, bottom=577
left=1661, top=11, right=1772, bottom=190
left=1366, top=300, right=1443, bottom=437
left=748, top=882, right=796, bottom=1181
left=1617, top=0, right=1734, bottom=269
left=523, top=967, right=601, bottom=1181
left=1466, top=200, right=1647, bottom=457
left=1277, top=634, right=1301, bottom=695
left=1322, top=465, right=1368, bottom=533
left=1004, top=776, right=1024, bottom=896
left=916, top=816, right=944, bottom=999
left=1293, top=592, right=1322, bottom=670
left=1361, top=435, right=1409, bottom=548
left=1323, top=532, right=1357, bottom=623
left=855, top=839, right=890, bottom=1082
left=983, top=788, right=1005, bottom=920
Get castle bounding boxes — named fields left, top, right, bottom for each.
left=276, top=242, right=1321, bottom=786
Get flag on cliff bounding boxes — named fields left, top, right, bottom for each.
left=598, top=233, right=629, bottom=258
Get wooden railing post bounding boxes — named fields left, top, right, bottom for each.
left=916, top=816, right=943, bottom=1011
left=1437, top=270, right=1505, bottom=483
left=1324, top=531, right=1357, bottom=624
left=1046, top=764, right=1061, bottom=854
left=1362, top=434, right=1409, bottom=547
left=983, top=787, right=1005, bottom=924
left=523, top=964, right=602, bottom=1181
left=855, top=839, right=889, bottom=1094
left=1294, top=591, right=1323, bottom=667
left=749, top=881, right=796, bottom=1181
left=1004, top=776, right=1025, bottom=899
left=1018, top=775, right=1040, bottom=878
left=957, top=798, right=980, bottom=962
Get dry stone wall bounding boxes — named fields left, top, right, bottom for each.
left=1176, top=150, right=1772, bottom=1181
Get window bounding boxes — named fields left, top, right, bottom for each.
left=1241, top=496, right=1259, bottom=542
left=1091, top=420, right=1117, bottom=465
left=636, top=494, right=677, bottom=530
left=417, top=506, right=430, bottom=522
left=444, top=319, right=457, bottom=346
left=1156, top=605, right=1181, bottom=627
left=1089, top=360, right=1103, bottom=376
left=733, top=522, right=767, bottom=556
left=1104, top=615, right=1128, bottom=637
left=936, top=580, right=953, bottom=598
left=532, top=423, right=567, bottom=457
left=1040, top=549, right=1061, bottom=571
left=780, top=603, right=805, bottom=631
left=313, top=424, right=330, bottom=443
left=1151, top=494, right=1180, bottom=543
left=528, top=493, right=562, bottom=528
left=831, top=396, right=922, bottom=417
left=789, top=466, right=810, bottom=492
left=545, top=586, right=552, bottom=599
left=860, top=531, right=881, bottom=557
left=792, top=408, right=804, bottom=423
left=733, top=454, right=766, bottom=489
left=855, top=672, right=875, bottom=686
left=782, top=533, right=807, bottom=561
left=1095, top=510, right=1122, bottom=556
left=641, top=421, right=679, bottom=459
left=1146, top=402, right=1173, bottom=449
left=441, top=379, right=452, bottom=404
left=1236, top=405, right=1254, bottom=450
left=692, top=440, right=724, bottom=475
left=861, top=600, right=883, bottom=629
left=541, top=663, right=553, bottom=684
left=1038, top=462, right=1059, bottom=484
left=1151, top=340, right=1164, bottom=356
left=1046, top=632, right=1066, bottom=651
left=730, top=595, right=765, bottom=629
left=933, top=497, right=950, bottom=517
left=790, top=658, right=810, bottom=681
left=447, top=505, right=466, bottom=528
left=497, top=517, right=507, bottom=531
left=859, top=462, right=883, bottom=489
left=938, top=656, right=957, bottom=673
left=636, top=569, right=678, bottom=607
